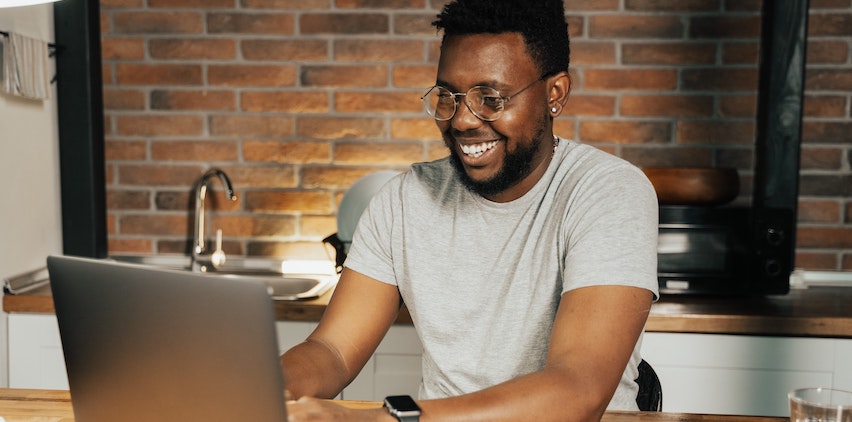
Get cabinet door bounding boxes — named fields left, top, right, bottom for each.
left=641, top=332, right=836, bottom=417
left=343, top=325, right=422, bottom=401
left=7, top=313, right=68, bottom=389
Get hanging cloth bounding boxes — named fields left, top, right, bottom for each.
left=1, top=31, right=50, bottom=100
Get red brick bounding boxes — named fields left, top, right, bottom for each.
left=300, top=13, right=389, bottom=35
left=677, top=121, right=754, bottom=144
left=243, top=141, right=331, bottom=163
left=718, top=95, right=757, bottom=118
left=117, top=115, right=204, bottom=136
left=681, top=68, right=758, bottom=91
left=622, top=43, right=715, bottom=65
left=589, top=16, right=684, bottom=39
left=334, top=39, right=424, bottom=62
left=116, top=64, right=203, bottom=85
left=336, top=0, right=424, bottom=8
left=101, top=37, right=145, bottom=60
left=804, top=95, right=848, bottom=118
left=798, top=199, right=842, bottom=223
left=797, top=227, right=852, bottom=248
left=151, top=140, right=239, bottom=161
left=106, top=140, right=147, bottom=160
left=112, top=11, right=203, bottom=34
left=584, top=69, right=678, bottom=91
left=149, top=39, right=237, bottom=60
left=334, top=91, right=422, bottom=113
left=210, top=115, right=295, bottom=138
left=806, top=69, right=852, bottom=91
left=119, top=214, right=189, bottom=235
left=563, top=94, right=615, bottom=116
left=214, top=215, right=297, bottom=237
left=219, top=165, right=298, bottom=188
left=800, top=147, right=843, bottom=170
left=150, top=90, right=236, bottom=111
left=622, top=146, right=713, bottom=168
left=242, top=39, right=328, bottom=61
left=153, top=192, right=191, bottom=212
left=579, top=121, right=671, bottom=144
left=802, top=122, right=852, bottom=143
left=207, top=12, right=295, bottom=34
left=621, top=95, right=714, bottom=117
left=302, top=65, right=389, bottom=88
left=241, top=91, right=329, bottom=113
left=101, top=0, right=144, bottom=8
left=722, top=42, right=759, bottom=64
left=242, top=0, right=329, bottom=8
left=427, top=141, right=449, bottom=161
left=298, top=117, right=385, bottom=139
left=301, top=167, right=387, bottom=189
left=808, top=13, right=852, bottom=36
left=393, top=65, right=437, bottom=89
left=334, top=141, right=423, bottom=165
left=806, top=40, right=850, bottom=64
left=393, top=13, right=437, bottom=35
left=103, top=88, right=146, bottom=110
left=208, top=65, right=296, bottom=87
left=565, top=0, right=619, bottom=10
left=625, top=0, right=721, bottom=11
left=571, top=42, right=616, bottom=66
left=117, top=164, right=205, bottom=186
left=390, top=118, right=441, bottom=141
left=148, top=0, right=234, bottom=6
left=108, top=239, right=154, bottom=254
left=689, top=16, right=761, bottom=38
left=795, top=252, right=839, bottom=271
left=107, top=189, right=151, bottom=210
left=245, top=191, right=334, bottom=213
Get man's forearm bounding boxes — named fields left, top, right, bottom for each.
left=280, top=338, right=351, bottom=399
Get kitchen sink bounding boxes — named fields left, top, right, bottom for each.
left=108, top=254, right=337, bottom=300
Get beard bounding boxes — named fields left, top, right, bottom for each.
left=447, top=123, right=548, bottom=198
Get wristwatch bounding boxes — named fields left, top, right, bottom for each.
left=383, top=395, right=421, bottom=422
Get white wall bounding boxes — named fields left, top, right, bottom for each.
left=0, top=3, right=62, bottom=387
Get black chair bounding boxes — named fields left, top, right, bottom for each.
left=635, top=359, right=663, bottom=411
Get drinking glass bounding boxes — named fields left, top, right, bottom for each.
left=789, top=388, right=852, bottom=422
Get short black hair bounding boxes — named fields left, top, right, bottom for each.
left=433, top=0, right=570, bottom=77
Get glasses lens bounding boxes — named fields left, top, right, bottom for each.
left=466, top=87, right=504, bottom=121
left=423, top=86, right=457, bottom=121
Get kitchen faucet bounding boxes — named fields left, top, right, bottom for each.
left=192, top=168, right=237, bottom=271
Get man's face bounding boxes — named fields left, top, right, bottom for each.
left=435, top=32, right=553, bottom=202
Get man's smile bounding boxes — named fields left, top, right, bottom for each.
left=459, top=140, right=500, bottom=159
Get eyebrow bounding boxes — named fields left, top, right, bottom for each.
left=434, top=79, right=510, bottom=92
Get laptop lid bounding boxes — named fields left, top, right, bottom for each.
left=47, top=255, right=288, bottom=422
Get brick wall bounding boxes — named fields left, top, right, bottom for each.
left=101, top=0, right=852, bottom=270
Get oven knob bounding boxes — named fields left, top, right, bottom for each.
left=765, top=227, right=785, bottom=246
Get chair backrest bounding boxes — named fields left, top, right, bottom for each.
left=635, top=359, right=663, bottom=411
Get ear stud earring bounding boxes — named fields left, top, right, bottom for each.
left=551, top=106, right=558, bottom=113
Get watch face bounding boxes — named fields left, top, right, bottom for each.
left=385, top=395, right=421, bottom=412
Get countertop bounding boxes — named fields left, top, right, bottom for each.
left=5, top=283, right=852, bottom=338
left=0, top=388, right=787, bottom=421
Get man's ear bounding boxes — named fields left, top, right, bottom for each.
left=547, top=71, right=571, bottom=117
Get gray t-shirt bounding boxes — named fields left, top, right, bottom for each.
left=345, top=138, right=659, bottom=410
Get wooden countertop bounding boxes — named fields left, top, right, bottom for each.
left=5, top=283, right=852, bottom=338
left=0, top=388, right=787, bottom=421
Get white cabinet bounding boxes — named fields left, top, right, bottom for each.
left=276, top=321, right=423, bottom=401
left=5, top=315, right=424, bottom=399
left=6, top=313, right=68, bottom=389
left=641, top=332, right=852, bottom=417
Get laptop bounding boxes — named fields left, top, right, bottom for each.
left=47, top=254, right=289, bottom=422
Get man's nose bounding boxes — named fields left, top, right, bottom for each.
left=450, top=99, right=483, bottom=131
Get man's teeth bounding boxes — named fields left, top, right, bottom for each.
left=460, top=141, right=498, bottom=158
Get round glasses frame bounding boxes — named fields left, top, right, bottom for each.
left=420, top=76, right=544, bottom=122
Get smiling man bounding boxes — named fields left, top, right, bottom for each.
left=280, top=1, right=660, bottom=421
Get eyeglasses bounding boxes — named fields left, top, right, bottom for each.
left=420, top=77, right=544, bottom=122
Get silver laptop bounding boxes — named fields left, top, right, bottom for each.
left=47, top=255, right=289, bottom=422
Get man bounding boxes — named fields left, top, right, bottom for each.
left=281, top=0, right=659, bottom=420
